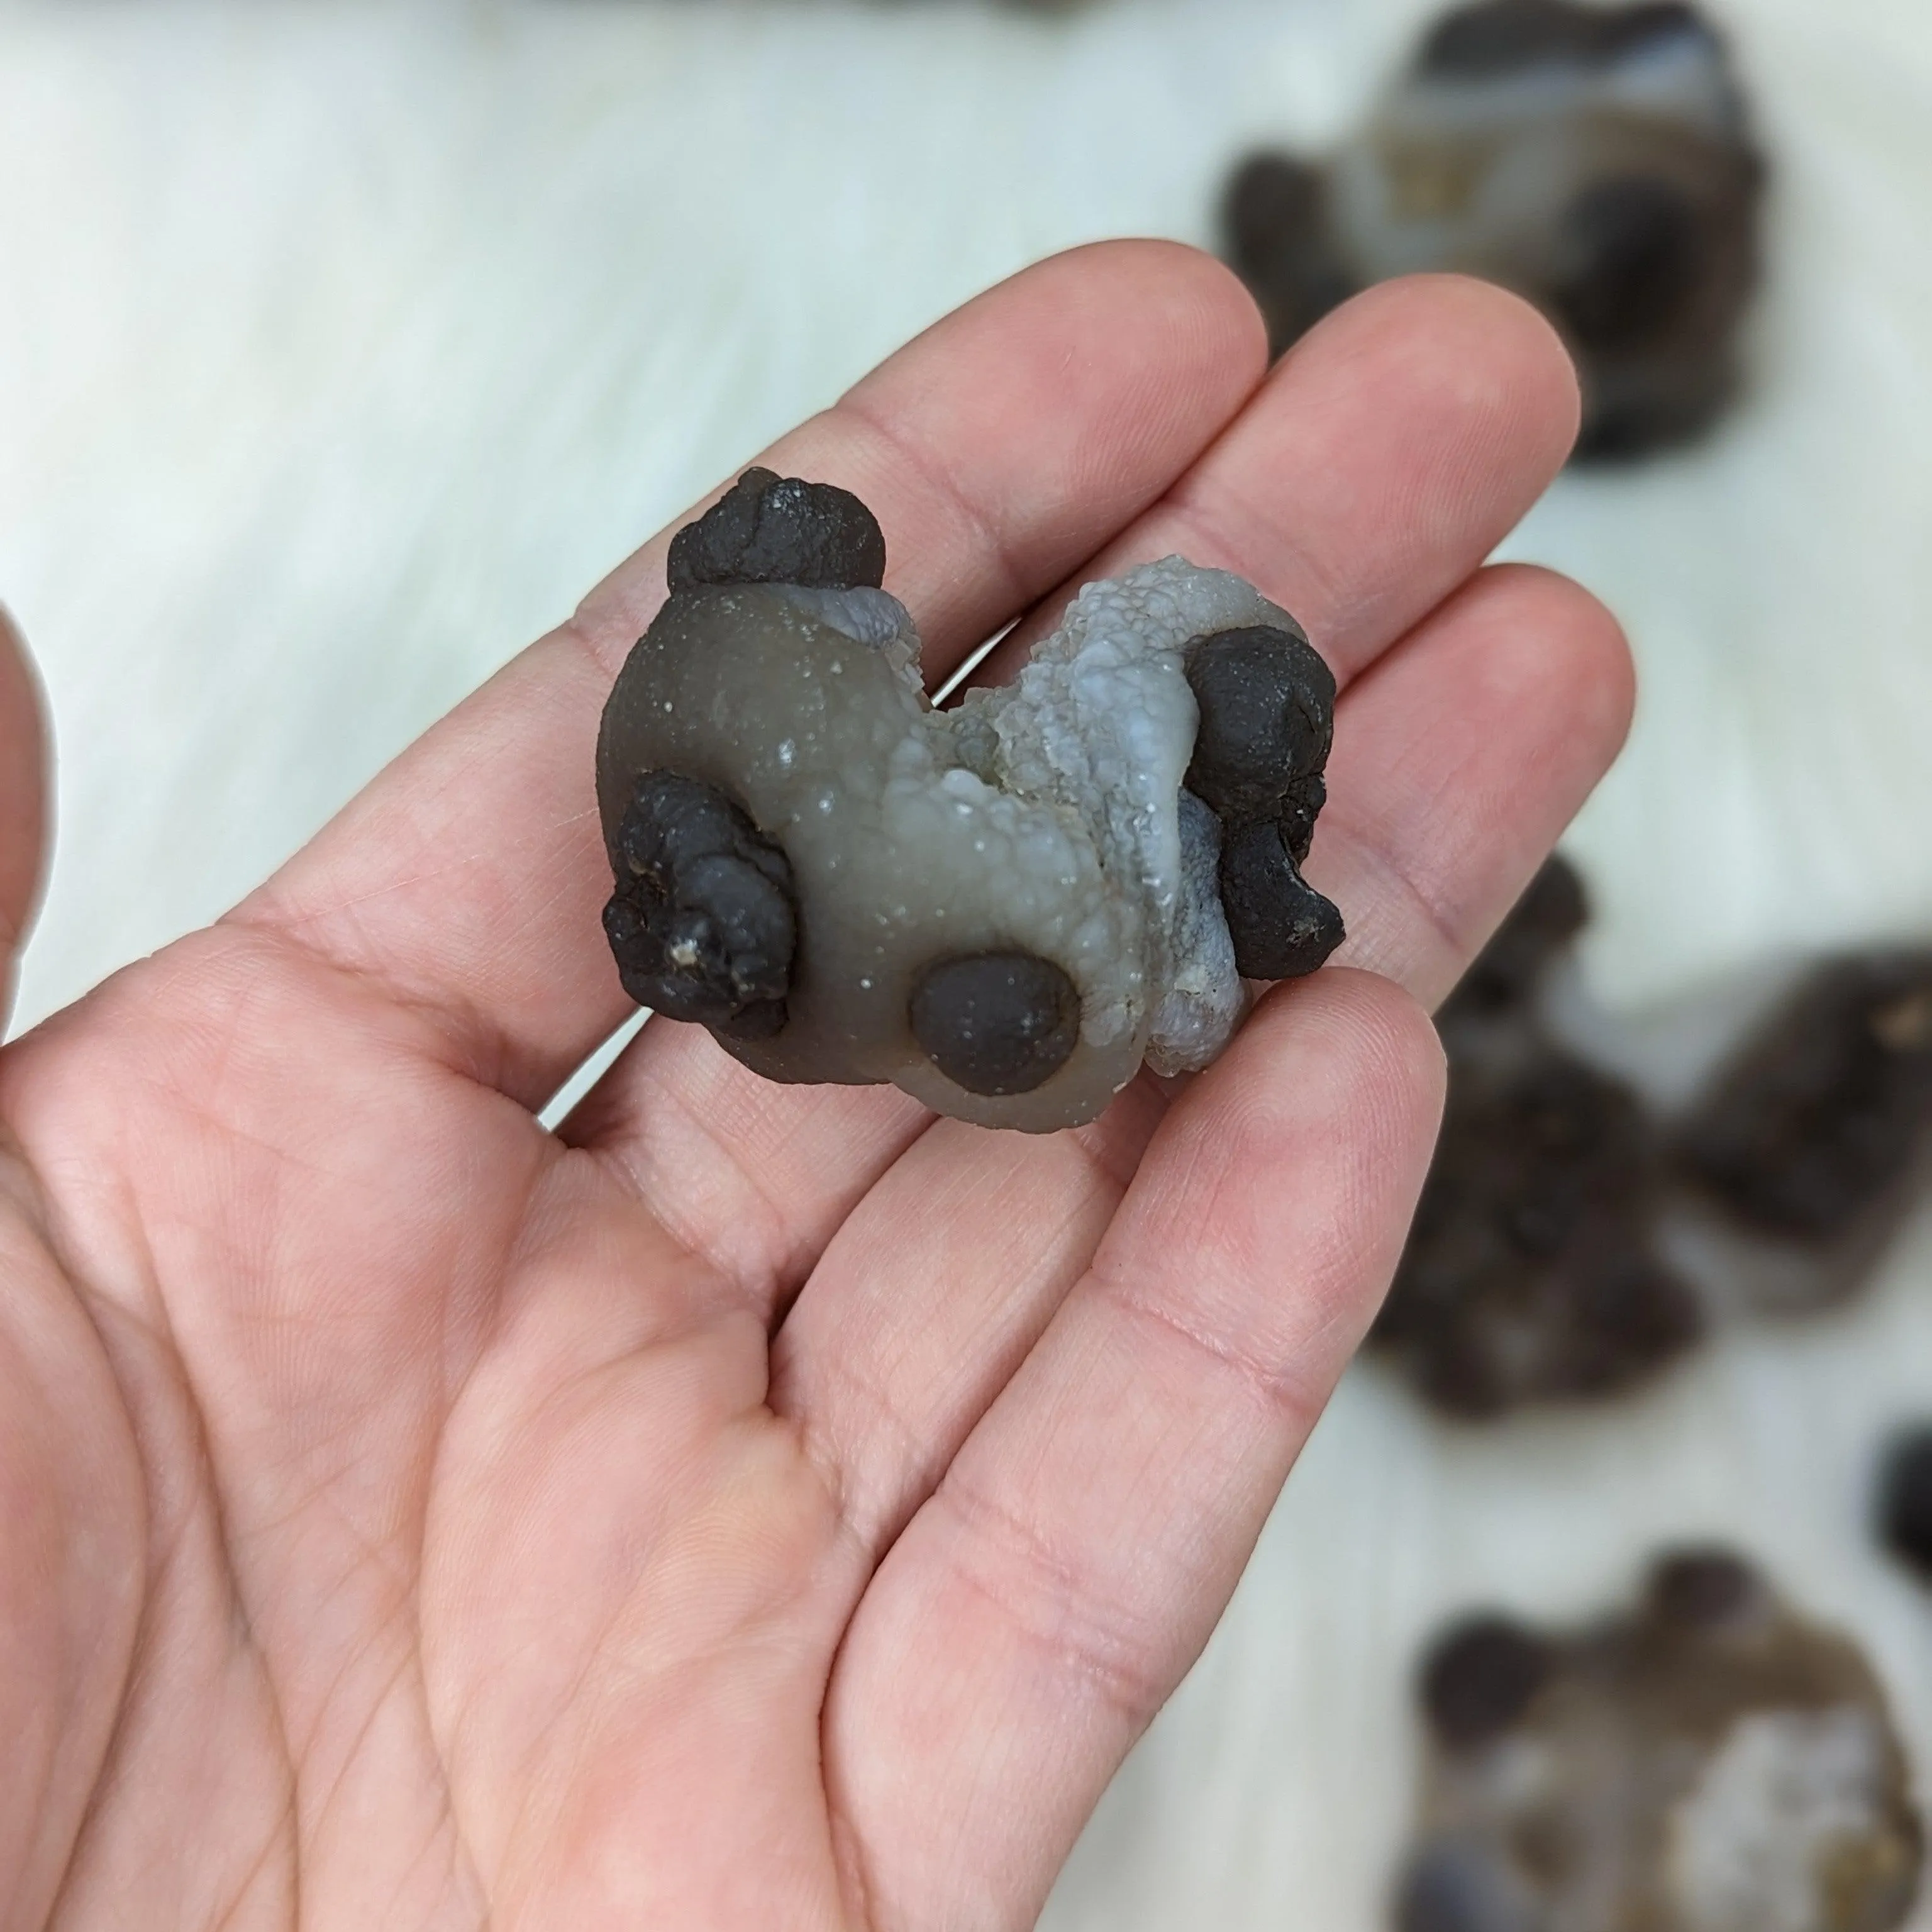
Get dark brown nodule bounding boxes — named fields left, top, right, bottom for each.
left=1416, top=0, right=1713, bottom=79
left=1184, top=622, right=1344, bottom=983
left=1648, top=1546, right=1763, bottom=1628
left=909, top=951, right=1081, bottom=1098
left=666, top=467, right=887, bottom=594
left=1375, top=857, right=1704, bottom=1417
left=1216, top=819, right=1346, bottom=982
left=1421, top=1616, right=1555, bottom=1752
left=1552, top=173, right=1707, bottom=352
left=603, top=771, right=796, bottom=1040
left=1221, top=0, right=1762, bottom=462
left=1375, top=1041, right=1701, bottom=1418
left=1183, top=623, right=1335, bottom=824
left=1220, top=152, right=1358, bottom=357
left=1405, top=1553, right=1924, bottom=1932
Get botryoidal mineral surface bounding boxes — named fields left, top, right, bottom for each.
left=1401, top=1550, right=1923, bottom=1932
left=596, top=470, right=1343, bottom=1130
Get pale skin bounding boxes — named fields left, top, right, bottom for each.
left=0, top=243, right=1633, bottom=1931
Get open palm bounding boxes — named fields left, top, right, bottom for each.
left=0, top=245, right=1630, bottom=1931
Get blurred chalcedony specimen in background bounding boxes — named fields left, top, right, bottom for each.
left=1399, top=1550, right=1924, bottom=1932
left=1377, top=863, right=1932, bottom=1418
left=1372, top=859, right=1702, bottom=1416
left=1223, top=0, right=1766, bottom=458
left=1675, top=953, right=1932, bottom=1308
left=596, top=471, right=1342, bottom=1132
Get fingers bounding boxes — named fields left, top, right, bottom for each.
left=0, top=607, right=51, bottom=1031
left=0, top=1184, right=146, bottom=1932
left=823, top=972, right=1445, bottom=1929
left=557, top=1040, right=934, bottom=1319
left=802, top=550, right=1629, bottom=1923
left=764, top=1085, right=1167, bottom=1538
left=975, top=273, right=1581, bottom=691
left=567, top=275, right=1585, bottom=1317
left=774, top=558, right=1630, bottom=1558
left=577, top=245, right=1266, bottom=682
left=232, top=242, right=1269, bottom=1108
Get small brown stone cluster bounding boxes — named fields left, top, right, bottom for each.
left=1401, top=1551, right=1924, bottom=1932
left=1375, top=861, right=1932, bottom=1416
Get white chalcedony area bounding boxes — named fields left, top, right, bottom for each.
left=1667, top=1706, right=1899, bottom=1932
left=595, top=558, right=1293, bottom=1130
left=977, top=559, right=1286, bottom=1075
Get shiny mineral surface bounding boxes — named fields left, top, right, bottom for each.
left=596, top=479, right=1342, bottom=1131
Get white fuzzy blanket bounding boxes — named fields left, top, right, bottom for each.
left=4, top=1, right=1931, bottom=1924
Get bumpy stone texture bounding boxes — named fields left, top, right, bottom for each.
left=1400, top=1551, right=1923, bottom=1932
left=1184, top=623, right=1340, bottom=978
left=1222, top=0, right=1765, bottom=459
left=602, top=771, right=796, bottom=1039
left=596, top=476, right=1343, bottom=1130
left=665, top=467, right=886, bottom=593
left=1372, top=858, right=1701, bottom=1417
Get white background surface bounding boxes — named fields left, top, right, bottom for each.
left=3, top=1, right=1931, bottom=1924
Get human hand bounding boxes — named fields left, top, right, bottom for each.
left=0, top=243, right=1629, bottom=1931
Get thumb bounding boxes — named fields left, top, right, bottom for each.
left=0, top=605, right=50, bottom=1029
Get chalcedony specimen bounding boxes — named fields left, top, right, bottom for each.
left=596, top=470, right=1343, bottom=1131
left=1372, top=858, right=1701, bottom=1417
left=1378, top=858, right=1932, bottom=1416
left=1224, top=0, right=1766, bottom=458
left=1400, top=1550, right=1923, bottom=1932
left=1675, top=952, right=1932, bottom=1267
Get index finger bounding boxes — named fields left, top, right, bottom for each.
left=230, top=242, right=1271, bottom=1107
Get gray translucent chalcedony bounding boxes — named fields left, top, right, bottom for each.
left=596, top=471, right=1341, bottom=1132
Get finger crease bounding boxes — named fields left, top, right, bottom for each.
left=594, top=1084, right=792, bottom=1320
left=797, top=1346, right=930, bottom=1561
left=937, top=1468, right=1171, bottom=1729
left=1085, top=1258, right=1321, bottom=1433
